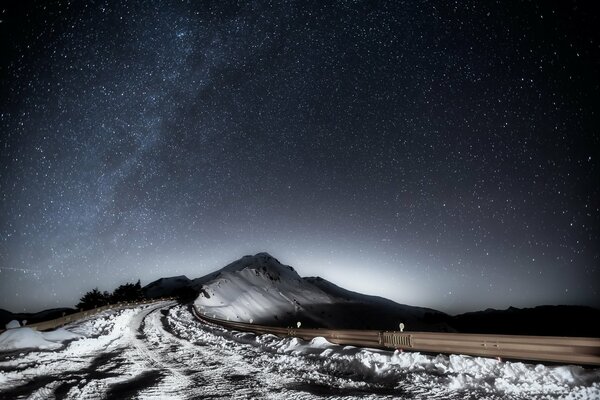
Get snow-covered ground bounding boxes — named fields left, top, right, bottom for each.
left=0, top=302, right=598, bottom=399
left=0, top=325, right=83, bottom=351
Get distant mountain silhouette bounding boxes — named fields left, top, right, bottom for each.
left=142, top=275, right=192, bottom=298
left=452, top=305, right=600, bottom=337
left=0, top=308, right=76, bottom=329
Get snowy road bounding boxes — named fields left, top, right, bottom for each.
left=1, top=302, right=599, bottom=399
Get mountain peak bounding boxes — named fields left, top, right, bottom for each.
left=221, top=253, right=296, bottom=274
left=254, top=252, right=275, bottom=258
left=192, top=255, right=453, bottom=331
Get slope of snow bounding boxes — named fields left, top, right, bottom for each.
left=40, top=328, right=84, bottom=342
left=0, top=327, right=83, bottom=351
left=191, top=252, right=301, bottom=288
left=194, top=253, right=335, bottom=325
left=193, top=253, right=452, bottom=330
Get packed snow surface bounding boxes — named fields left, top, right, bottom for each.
left=0, top=302, right=598, bottom=399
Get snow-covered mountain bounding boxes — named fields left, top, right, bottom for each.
left=144, top=253, right=598, bottom=335
left=191, top=252, right=451, bottom=331
left=191, top=253, right=335, bottom=327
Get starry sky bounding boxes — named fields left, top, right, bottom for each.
left=1, top=1, right=598, bottom=314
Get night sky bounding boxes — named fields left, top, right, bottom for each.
left=1, top=1, right=598, bottom=314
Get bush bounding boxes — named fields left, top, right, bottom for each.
left=76, top=280, right=146, bottom=310
left=76, top=288, right=111, bottom=311
left=111, top=280, right=144, bottom=303
left=172, top=286, right=199, bottom=303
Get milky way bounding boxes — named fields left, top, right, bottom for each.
left=1, top=1, right=598, bottom=314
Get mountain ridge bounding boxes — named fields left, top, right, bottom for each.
left=189, top=252, right=452, bottom=331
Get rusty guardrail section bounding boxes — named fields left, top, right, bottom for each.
left=192, top=307, right=600, bottom=366
left=1, top=298, right=175, bottom=333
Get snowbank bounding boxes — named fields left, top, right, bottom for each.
left=0, top=327, right=83, bottom=351
left=41, top=328, right=84, bottom=342
left=252, top=333, right=600, bottom=398
left=5, top=320, right=20, bottom=329
left=163, top=305, right=600, bottom=399
left=171, top=303, right=600, bottom=399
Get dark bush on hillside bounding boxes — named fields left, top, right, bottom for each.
left=76, top=288, right=111, bottom=311
left=76, top=280, right=146, bottom=310
left=172, top=286, right=199, bottom=303
left=111, top=280, right=144, bottom=303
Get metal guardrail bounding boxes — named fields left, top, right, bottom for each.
left=384, top=331, right=600, bottom=366
left=0, top=298, right=175, bottom=334
left=192, top=307, right=600, bottom=366
left=4, top=302, right=598, bottom=365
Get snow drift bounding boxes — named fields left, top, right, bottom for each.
left=5, top=320, right=21, bottom=329
left=169, top=304, right=600, bottom=399
left=0, top=327, right=83, bottom=351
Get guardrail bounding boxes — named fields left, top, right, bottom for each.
left=1, top=298, right=175, bottom=333
left=192, top=307, right=600, bottom=366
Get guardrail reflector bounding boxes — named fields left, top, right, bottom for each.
left=383, top=332, right=412, bottom=348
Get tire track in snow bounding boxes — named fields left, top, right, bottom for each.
left=1, top=303, right=405, bottom=399
left=165, top=304, right=412, bottom=399
left=139, top=304, right=267, bottom=398
left=0, top=306, right=149, bottom=399
left=5, top=303, right=593, bottom=399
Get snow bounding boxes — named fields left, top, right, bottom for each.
left=0, top=304, right=165, bottom=397
left=254, top=333, right=600, bottom=398
left=41, top=328, right=84, bottom=342
left=194, top=253, right=335, bottom=325
left=1, top=302, right=598, bottom=399
left=5, top=320, right=20, bottom=329
left=193, top=252, right=452, bottom=331
left=178, top=305, right=600, bottom=399
left=0, top=326, right=83, bottom=351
